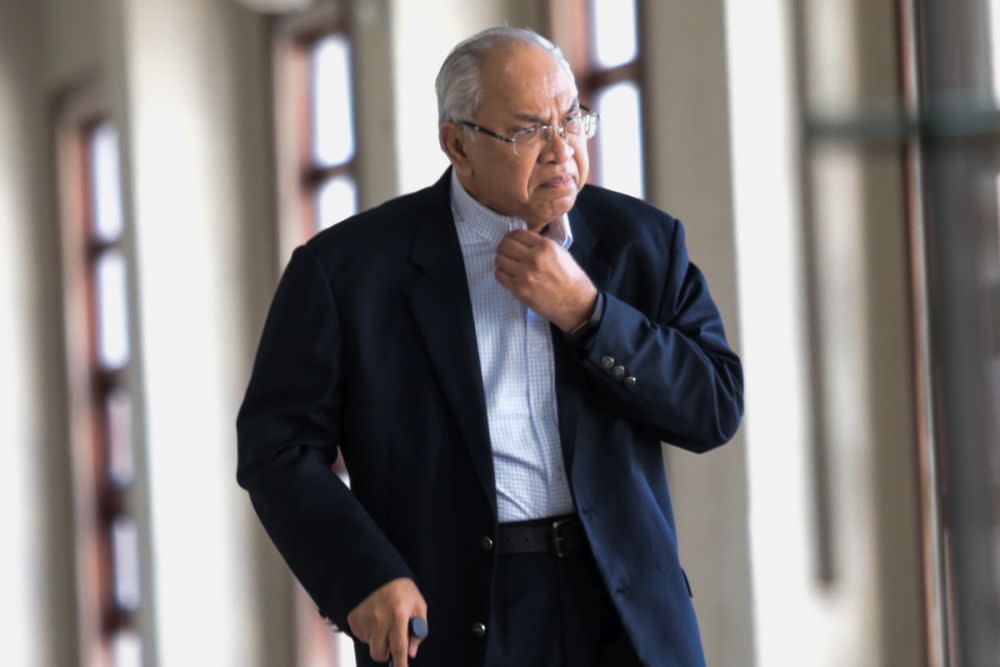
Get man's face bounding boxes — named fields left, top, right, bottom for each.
left=443, top=42, right=590, bottom=230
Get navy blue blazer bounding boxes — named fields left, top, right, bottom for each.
left=236, top=170, right=743, bottom=666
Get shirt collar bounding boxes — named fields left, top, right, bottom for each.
left=450, top=170, right=573, bottom=249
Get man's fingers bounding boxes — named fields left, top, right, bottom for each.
left=498, top=230, right=548, bottom=259
left=504, top=229, right=544, bottom=247
left=368, top=632, right=390, bottom=662
left=496, top=238, right=533, bottom=261
left=348, top=579, right=427, bottom=664
left=495, top=254, right=521, bottom=275
left=408, top=634, right=423, bottom=659
left=389, top=613, right=410, bottom=667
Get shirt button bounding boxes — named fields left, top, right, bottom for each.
left=472, top=622, right=487, bottom=638
left=612, top=365, right=626, bottom=379
left=480, top=535, right=494, bottom=551
left=601, top=356, right=615, bottom=370
left=624, top=376, right=637, bottom=387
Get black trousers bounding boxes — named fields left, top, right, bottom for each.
left=483, top=541, right=642, bottom=666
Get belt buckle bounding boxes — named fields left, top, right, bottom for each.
left=550, top=517, right=572, bottom=558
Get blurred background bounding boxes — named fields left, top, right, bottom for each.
left=1, top=0, right=998, bottom=665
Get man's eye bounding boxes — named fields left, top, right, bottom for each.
left=514, top=126, right=541, bottom=141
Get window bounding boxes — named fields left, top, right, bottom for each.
left=273, top=3, right=360, bottom=258
left=549, top=0, right=647, bottom=198
left=309, top=32, right=359, bottom=232
left=795, top=1, right=1000, bottom=664
left=56, top=93, right=143, bottom=667
left=273, top=4, right=360, bottom=665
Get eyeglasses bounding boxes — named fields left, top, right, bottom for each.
left=457, top=107, right=599, bottom=154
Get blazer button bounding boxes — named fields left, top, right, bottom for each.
left=472, top=622, right=487, bottom=638
left=612, top=365, right=626, bottom=379
left=624, top=376, right=637, bottom=387
left=601, top=356, right=615, bottom=370
left=480, top=535, right=494, bottom=551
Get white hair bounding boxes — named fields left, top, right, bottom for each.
left=434, top=26, right=576, bottom=124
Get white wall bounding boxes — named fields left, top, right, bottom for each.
left=0, top=1, right=78, bottom=665
left=0, top=6, right=49, bottom=663
left=114, top=0, right=280, bottom=664
left=388, top=0, right=506, bottom=193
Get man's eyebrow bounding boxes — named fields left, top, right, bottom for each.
left=510, top=101, right=581, bottom=125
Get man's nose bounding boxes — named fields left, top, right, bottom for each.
left=541, top=127, right=574, bottom=162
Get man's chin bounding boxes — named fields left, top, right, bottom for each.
left=549, top=189, right=579, bottom=215
left=526, top=194, right=577, bottom=229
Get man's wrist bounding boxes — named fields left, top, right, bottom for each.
left=566, top=291, right=605, bottom=345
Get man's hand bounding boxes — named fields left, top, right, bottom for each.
left=495, top=230, right=598, bottom=332
left=347, top=577, right=427, bottom=666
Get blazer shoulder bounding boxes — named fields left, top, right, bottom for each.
left=302, top=181, right=444, bottom=279
left=310, top=186, right=433, bottom=249
left=575, top=184, right=683, bottom=252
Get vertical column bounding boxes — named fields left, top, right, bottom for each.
left=642, top=3, right=753, bottom=665
left=112, top=0, right=285, bottom=664
left=0, top=1, right=79, bottom=665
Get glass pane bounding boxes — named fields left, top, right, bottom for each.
left=312, top=34, right=356, bottom=167
left=111, top=515, right=141, bottom=611
left=316, top=175, right=358, bottom=230
left=111, top=629, right=142, bottom=667
left=106, top=389, right=134, bottom=486
left=590, top=0, right=638, bottom=69
left=89, top=122, right=125, bottom=243
left=594, top=81, right=645, bottom=199
left=95, top=249, right=130, bottom=369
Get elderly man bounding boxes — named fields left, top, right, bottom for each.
left=237, top=26, right=742, bottom=667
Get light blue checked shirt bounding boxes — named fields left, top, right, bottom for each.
left=450, top=171, right=576, bottom=523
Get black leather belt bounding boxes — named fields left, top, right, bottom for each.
left=496, top=514, right=587, bottom=558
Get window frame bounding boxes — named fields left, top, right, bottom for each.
left=547, top=0, right=650, bottom=196
left=54, top=83, right=144, bottom=667
left=272, top=1, right=361, bottom=260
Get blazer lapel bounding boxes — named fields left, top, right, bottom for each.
left=406, top=172, right=497, bottom=521
left=552, top=201, right=613, bottom=481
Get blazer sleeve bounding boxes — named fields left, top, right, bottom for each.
left=235, top=244, right=413, bottom=632
left=576, top=219, right=744, bottom=453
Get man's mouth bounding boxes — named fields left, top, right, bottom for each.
left=541, top=175, right=576, bottom=189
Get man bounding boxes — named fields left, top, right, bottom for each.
left=237, top=26, right=742, bottom=667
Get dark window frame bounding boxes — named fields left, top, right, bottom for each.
left=547, top=0, right=650, bottom=194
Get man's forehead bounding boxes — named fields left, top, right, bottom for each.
left=478, top=42, right=577, bottom=117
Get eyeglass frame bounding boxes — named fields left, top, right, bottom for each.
left=455, top=106, right=599, bottom=152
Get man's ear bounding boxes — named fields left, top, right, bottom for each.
left=439, top=123, right=473, bottom=177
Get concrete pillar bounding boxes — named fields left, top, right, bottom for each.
left=0, top=1, right=79, bottom=664
left=112, top=0, right=286, bottom=663
left=642, top=3, right=754, bottom=665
